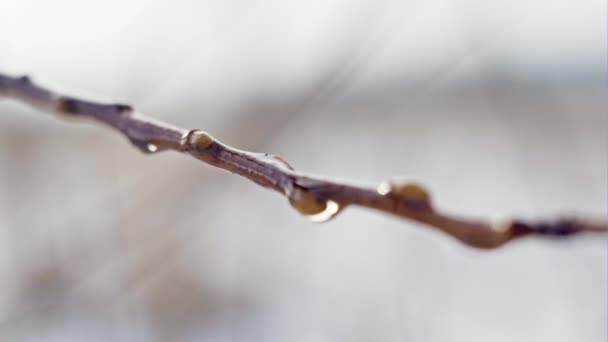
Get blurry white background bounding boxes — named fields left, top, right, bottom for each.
left=0, top=1, right=606, bottom=341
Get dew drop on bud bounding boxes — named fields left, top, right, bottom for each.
left=288, top=188, right=342, bottom=223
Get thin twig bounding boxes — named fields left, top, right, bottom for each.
left=0, top=72, right=606, bottom=249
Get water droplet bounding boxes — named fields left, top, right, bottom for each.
left=260, top=154, right=294, bottom=171
left=377, top=181, right=392, bottom=195
left=270, top=155, right=294, bottom=171
left=129, top=138, right=162, bottom=154
left=305, top=200, right=341, bottom=223
left=146, top=143, right=158, bottom=153
left=288, top=188, right=343, bottom=223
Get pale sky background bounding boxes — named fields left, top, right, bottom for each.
left=0, top=0, right=605, bottom=109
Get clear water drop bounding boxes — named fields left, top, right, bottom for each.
left=129, top=138, right=162, bottom=154
left=377, top=181, right=391, bottom=195
left=257, top=153, right=294, bottom=171
left=288, top=188, right=343, bottom=223
left=270, top=155, right=294, bottom=171
left=304, top=200, right=341, bottom=223
left=146, top=143, right=158, bottom=153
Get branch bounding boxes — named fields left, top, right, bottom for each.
left=1, top=72, right=606, bottom=249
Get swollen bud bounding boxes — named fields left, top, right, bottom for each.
left=377, top=180, right=432, bottom=210
left=187, top=130, right=214, bottom=150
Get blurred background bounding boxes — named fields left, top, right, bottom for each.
left=0, top=1, right=606, bottom=341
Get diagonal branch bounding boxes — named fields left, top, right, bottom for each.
left=0, top=72, right=606, bottom=249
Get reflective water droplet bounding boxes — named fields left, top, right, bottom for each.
left=289, top=188, right=325, bottom=215
left=305, top=200, right=341, bottom=223
left=288, top=188, right=343, bottom=223
left=270, top=155, right=294, bottom=171
left=129, top=138, right=162, bottom=154
left=377, top=181, right=392, bottom=195
left=257, top=153, right=295, bottom=171
left=146, top=143, right=158, bottom=153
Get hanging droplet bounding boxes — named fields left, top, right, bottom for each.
left=146, top=143, right=158, bottom=153
left=377, top=179, right=432, bottom=210
left=304, top=200, right=341, bottom=223
left=288, top=188, right=343, bottom=223
left=377, top=181, right=392, bottom=196
left=289, top=188, right=326, bottom=215
left=129, top=137, right=162, bottom=154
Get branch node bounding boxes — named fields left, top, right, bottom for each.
left=18, top=75, right=31, bottom=84
left=56, top=97, right=79, bottom=115
left=113, top=104, right=133, bottom=113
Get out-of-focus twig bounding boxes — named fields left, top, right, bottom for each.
left=0, top=72, right=606, bottom=249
